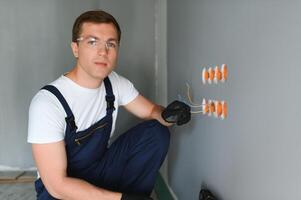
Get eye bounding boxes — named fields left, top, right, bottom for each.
left=87, top=40, right=97, bottom=46
left=106, top=41, right=117, bottom=49
left=88, top=40, right=97, bottom=46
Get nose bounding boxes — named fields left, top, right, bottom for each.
left=97, top=42, right=108, bottom=55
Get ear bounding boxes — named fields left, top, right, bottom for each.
left=71, top=42, right=79, bottom=58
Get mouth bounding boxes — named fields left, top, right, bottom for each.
left=94, top=62, right=108, bottom=67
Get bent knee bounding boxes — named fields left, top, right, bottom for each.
left=144, top=120, right=170, bottom=152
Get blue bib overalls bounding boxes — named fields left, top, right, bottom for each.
left=34, top=77, right=170, bottom=199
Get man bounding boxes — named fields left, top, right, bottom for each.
left=28, top=10, right=190, bottom=200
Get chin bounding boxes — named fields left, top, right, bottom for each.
left=94, top=71, right=111, bottom=80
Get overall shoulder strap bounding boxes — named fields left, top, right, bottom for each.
left=41, top=85, right=77, bottom=132
left=103, top=77, right=115, bottom=115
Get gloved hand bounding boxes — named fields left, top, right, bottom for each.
left=121, top=193, right=153, bottom=200
left=199, top=189, right=217, bottom=200
left=161, top=100, right=191, bottom=125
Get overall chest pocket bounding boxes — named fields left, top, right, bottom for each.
left=74, top=123, right=107, bottom=145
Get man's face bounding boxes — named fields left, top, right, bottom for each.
left=71, top=22, right=119, bottom=81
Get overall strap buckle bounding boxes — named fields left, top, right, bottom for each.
left=65, top=115, right=78, bottom=133
left=106, top=95, right=115, bottom=111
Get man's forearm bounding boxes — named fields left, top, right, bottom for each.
left=149, top=104, right=173, bottom=126
left=50, top=176, right=121, bottom=200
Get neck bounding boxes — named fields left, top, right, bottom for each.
left=65, top=66, right=103, bottom=89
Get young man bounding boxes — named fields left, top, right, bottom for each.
left=28, top=10, right=190, bottom=200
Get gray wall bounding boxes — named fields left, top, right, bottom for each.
left=0, top=1, right=157, bottom=168
left=98, top=0, right=158, bottom=138
left=167, top=0, right=301, bottom=200
left=0, top=0, right=99, bottom=168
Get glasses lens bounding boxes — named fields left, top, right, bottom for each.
left=77, top=37, right=118, bottom=51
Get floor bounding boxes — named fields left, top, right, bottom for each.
left=0, top=171, right=158, bottom=200
left=0, top=182, right=36, bottom=200
left=0, top=170, right=36, bottom=200
left=0, top=183, right=158, bottom=200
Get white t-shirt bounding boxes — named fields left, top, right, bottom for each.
left=27, top=71, right=139, bottom=144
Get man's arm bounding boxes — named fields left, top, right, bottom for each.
left=32, top=141, right=122, bottom=200
left=123, top=95, right=173, bottom=126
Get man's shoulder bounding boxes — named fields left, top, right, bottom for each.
left=30, top=89, right=61, bottom=110
left=108, top=71, right=120, bottom=82
left=108, top=71, right=131, bottom=85
left=36, top=75, right=66, bottom=93
left=30, top=76, right=66, bottom=110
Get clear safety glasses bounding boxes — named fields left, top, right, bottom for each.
left=76, top=36, right=119, bottom=52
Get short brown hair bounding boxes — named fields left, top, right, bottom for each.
left=72, top=10, right=121, bottom=42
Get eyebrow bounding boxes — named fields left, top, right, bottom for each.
left=85, top=35, right=118, bottom=42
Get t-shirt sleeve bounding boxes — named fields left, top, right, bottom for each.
left=27, top=91, right=66, bottom=144
left=114, top=73, right=139, bottom=106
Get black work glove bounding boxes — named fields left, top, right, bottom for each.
left=199, top=189, right=217, bottom=200
left=121, top=193, right=153, bottom=200
left=161, top=100, right=191, bottom=125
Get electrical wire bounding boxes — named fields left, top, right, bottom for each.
left=191, top=110, right=204, bottom=114
left=177, top=83, right=207, bottom=114
left=185, top=82, right=203, bottom=107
